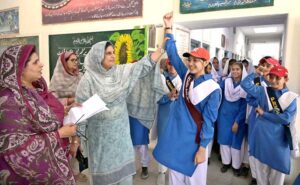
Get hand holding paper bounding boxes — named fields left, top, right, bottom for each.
left=64, top=94, right=109, bottom=125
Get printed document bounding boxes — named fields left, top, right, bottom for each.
left=64, top=94, right=109, bottom=125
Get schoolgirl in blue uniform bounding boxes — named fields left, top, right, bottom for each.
left=156, top=58, right=182, bottom=185
left=217, top=61, right=248, bottom=176
left=153, top=12, right=221, bottom=185
left=241, top=65, right=298, bottom=185
left=245, top=57, right=280, bottom=184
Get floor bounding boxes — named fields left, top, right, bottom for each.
left=77, top=141, right=295, bottom=185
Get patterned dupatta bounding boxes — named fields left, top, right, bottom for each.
left=0, top=45, right=75, bottom=184
left=49, top=52, right=81, bottom=99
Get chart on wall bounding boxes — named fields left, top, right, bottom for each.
left=180, top=0, right=274, bottom=13
left=42, top=0, right=143, bottom=24
left=0, top=36, right=39, bottom=55
left=49, top=28, right=146, bottom=77
left=0, top=8, right=19, bottom=34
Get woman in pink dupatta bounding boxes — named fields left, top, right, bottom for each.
left=0, top=45, right=76, bottom=184
left=50, top=51, right=82, bottom=108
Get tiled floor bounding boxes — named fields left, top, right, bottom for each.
left=78, top=141, right=296, bottom=185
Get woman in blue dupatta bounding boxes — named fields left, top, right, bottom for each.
left=0, top=45, right=77, bottom=184
left=75, top=41, right=164, bottom=185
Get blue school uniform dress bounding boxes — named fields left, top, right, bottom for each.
left=153, top=33, right=221, bottom=177
left=241, top=73, right=297, bottom=174
left=217, top=79, right=247, bottom=150
left=157, top=72, right=181, bottom=140
left=246, top=76, right=269, bottom=143
left=129, top=116, right=149, bottom=145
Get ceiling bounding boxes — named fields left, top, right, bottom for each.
left=238, top=24, right=284, bottom=40
left=177, top=14, right=286, bottom=40
left=177, top=14, right=287, bottom=29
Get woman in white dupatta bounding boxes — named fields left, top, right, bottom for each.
left=75, top=41, right=164, bottom=185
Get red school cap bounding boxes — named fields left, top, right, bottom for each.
left=269, top=65, right=288, bottom=77
left=183, top=48, right=210, bottom=61
left=259, top=57, right=280, bottom=66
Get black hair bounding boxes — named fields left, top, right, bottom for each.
left=105, top=41, right=113, bottom=50
left=228, top=59, right=237, bottom=66
left=25, top=49, right=36, bottom=67
left=205, top=62, right=212, bottom=74
left=263, top=56, right=272, bottom=59
left=241, top=59, right=249, bottom=65
left=231, top=61, right=244, bottom=71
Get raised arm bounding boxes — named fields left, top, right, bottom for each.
left=163, top=12, right=188, bottom=79
left=241, top=73, right=263, bottom=99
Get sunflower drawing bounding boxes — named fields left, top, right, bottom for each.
left=114, top=34, right=134, bottom=64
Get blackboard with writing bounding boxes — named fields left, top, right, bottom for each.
left=0, top=36, right=39, bottom=55
left=49, top=28, right=146, bottom=78
left=180, top=0, right=274, bottom=13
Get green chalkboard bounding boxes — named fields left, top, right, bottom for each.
left=0, top=36, right=39, bottom=55
left=49, top=28, right=147, bottom=78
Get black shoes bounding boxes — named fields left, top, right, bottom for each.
left=250, top=178, right=257, bottom=185
left=240, top=166, right=250, bottom=177
left=220, top=164, right=231, bottom=173
left=220, top=164, right=241, bottom=176
left=232, top=168, right=241, bottom=176
left=141, top=167, right=149, bottom=179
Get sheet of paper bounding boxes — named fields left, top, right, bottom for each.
left=63, top=94, right=109, bottom=125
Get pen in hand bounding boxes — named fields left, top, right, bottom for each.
left=75, top=114, right=85, bottom=125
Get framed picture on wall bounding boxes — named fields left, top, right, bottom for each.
left=221, top=34, right=225, bottom=48
left=148, top=25, right=156, bottom=49
left=0, top=36, right=39, bottom=55
left=0, top=8, right=19, bottom=34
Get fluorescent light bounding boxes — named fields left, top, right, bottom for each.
left=254, top=27, right=278, bottom=33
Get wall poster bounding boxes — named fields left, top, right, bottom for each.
left=42, top=0, right=143, bottom=24
left=49, top=28, right=146, bottom=77
left=180, top=0, right=274, bottom=13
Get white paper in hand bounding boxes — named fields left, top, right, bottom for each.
left=63, top=94, right=109, bottom=125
